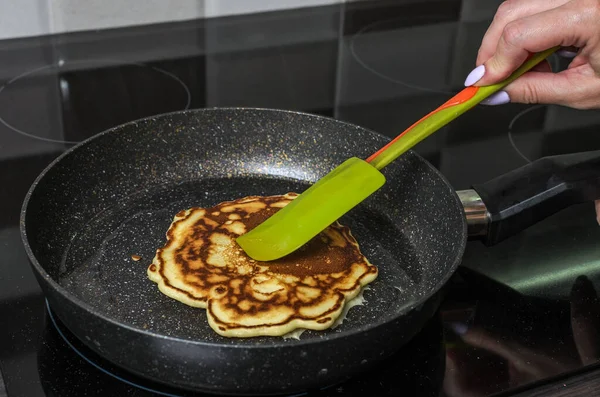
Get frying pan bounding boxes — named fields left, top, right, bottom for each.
left=20, top=108, right=600, bottom=396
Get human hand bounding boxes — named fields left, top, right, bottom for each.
left=464, top=0, right=600, bottom=109
left=443, top=275, right=600, bottom=397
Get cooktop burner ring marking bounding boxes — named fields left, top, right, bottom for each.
left=45, top=299, right=310, bottom=397
left=46, top=299, right=189, bottom=397
left=506, top=54, right=562, bottom=163
left=0, top=59, right=192, bottom=145
left=507, top=104, right=546, bottom=164
left=349, top=16, right=457, bottom=95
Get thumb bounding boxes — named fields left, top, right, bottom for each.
left=481, top=65, right=600, bottom=109
left=459, top=327, right=526, bottom=367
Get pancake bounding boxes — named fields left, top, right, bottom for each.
left=147, top=193, right=378, bottom=338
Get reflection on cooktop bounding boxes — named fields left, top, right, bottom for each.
left=0, top=59, right=191, bottom=144
left=507, top=105, right=547, bottom=163
left=40, top=301, right=445, bottom=397
left=349, top=16, right=456, bottom=95
left=508, top=104, right=600, bottom=163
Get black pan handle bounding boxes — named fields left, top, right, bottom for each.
left=461, top=150, right=600, bottom=246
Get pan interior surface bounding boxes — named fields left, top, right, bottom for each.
left=23, top=108, right=465, bottom=346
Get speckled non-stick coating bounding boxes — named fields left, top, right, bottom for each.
left=21, top=108, right=467, bottom=395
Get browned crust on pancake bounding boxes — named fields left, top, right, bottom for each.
left=147, top=193, right=378, bottom=338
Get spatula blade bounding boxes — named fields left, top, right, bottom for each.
left=236, top=157, right=385, bottom=261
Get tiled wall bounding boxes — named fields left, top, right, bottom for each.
left=0, top=0, right=53, bottom=40
left=0, top=0, right=342, bottom=40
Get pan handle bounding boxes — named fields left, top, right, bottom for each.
left=459, top=150, right=600, bottom=246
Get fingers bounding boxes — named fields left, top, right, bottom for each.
left=459, top=327, right=527, bottom=368
left=482, top=63, right=600, bottom=109
left=443, top=350, right=506, bottom=397
left=476, top=0, right=571, bottom=66
left=570, top=275, right=600, bottom=365
left=481, top=60, right=552, bottom=105
left=595, top=200, right=600, bottom=225
left=474, top=1, right=599, bottom=86
left=443, top=353, right=482, bottom=397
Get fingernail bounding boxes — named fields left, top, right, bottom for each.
left=557, top=49, right=578, bottom=58
left=450, top=322, right=469, bottom=335
left=576, top=275, right=589, bottom=284
left=571, top=275, right=595, bottom=300
left=464, top=65, right=486, bottom=86
left=574, top=275, right=593, bottom=291
left=481, top=91, right=510, bottom=106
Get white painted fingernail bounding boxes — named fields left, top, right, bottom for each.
left=450, top=322, right=469, bottom=335
left=481, top=90, right=510, bottom=106
left=464, top=65, right=486, bottom=86
left=557, top=49, right=578, bottom=58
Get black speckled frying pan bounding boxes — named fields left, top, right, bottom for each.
left=20, top=108, right=600, bottom=396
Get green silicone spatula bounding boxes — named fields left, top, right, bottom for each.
left=237, top=47, right=558, bottom=261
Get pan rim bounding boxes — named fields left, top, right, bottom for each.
left=20, top=107, right=468, bottom=349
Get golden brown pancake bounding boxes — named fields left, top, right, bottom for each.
left=147, top=193, right=378, bottom=338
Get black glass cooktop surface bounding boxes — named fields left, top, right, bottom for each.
left=1, top=1, right=599, bottom=396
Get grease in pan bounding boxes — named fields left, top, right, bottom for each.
left=147, top=193, right=378, bottom=338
